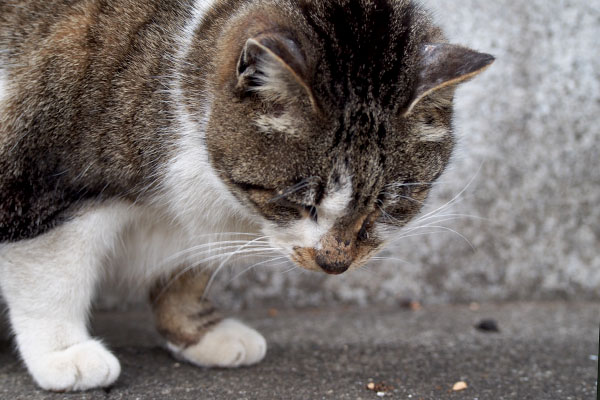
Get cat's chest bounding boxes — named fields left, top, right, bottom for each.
left=105, top=204, right=263, bottom=285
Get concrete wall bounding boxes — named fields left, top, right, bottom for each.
left=212, top=0, right=599, bottom=309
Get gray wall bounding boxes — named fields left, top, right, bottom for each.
left=213, top=0, right=600, bottom=309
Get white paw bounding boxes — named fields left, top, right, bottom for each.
left=27, top=339, right=121, bottom=392
left=169, top=318, right=267, bottom=368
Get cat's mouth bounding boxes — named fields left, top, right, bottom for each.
left=291, top=245, right=374, bottom=275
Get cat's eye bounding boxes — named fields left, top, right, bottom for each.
left=357, top=217, right=372, bottom=241
left=358, top=223, right=369, bottom=241
left=235, top=181, right=275, bottom=194
left=268, top=195, right=317, bottom=222
left=305, top=205, right=318, bottom=223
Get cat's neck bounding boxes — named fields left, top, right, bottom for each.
left=158, top=0, right=261, bottom=235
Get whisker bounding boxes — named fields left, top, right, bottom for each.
left=402, top=225, right=476, bottom=251
left=268, top=176, right=321, bottom=203
left=186, top=247, right=280, bottom=268
left=279, top=263, right=300, bottom=274
left=151, top=246, right=279, bottom=302
left=415, top=213, right=490, bottom=224
left=227, top=256, right=289, bottom=283
left=402, top=216, right=469, bottom=235
left=414, top=163, right=483, bottom=223
left=202, top=236, right=273, bottom=298
left=161, top=240, right=271, bottom=267
left=390, top=230, right=455, bottom=242
left=371, top=256, right=414, bottom=265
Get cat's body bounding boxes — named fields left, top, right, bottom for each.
left=0, top=0, right=493, bottom=392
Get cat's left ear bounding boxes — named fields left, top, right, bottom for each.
left=236, top=33, right=318, bottom=111
left=405, top=44, right=495, bottom=115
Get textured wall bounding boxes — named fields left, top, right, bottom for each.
left=212, top=0, right=600, bottom=309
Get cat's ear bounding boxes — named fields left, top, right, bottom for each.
left=236, top=33, right=318, bottom=111
left=405, top=44, right=495, bottom=115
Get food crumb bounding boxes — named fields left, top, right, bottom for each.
left=268, top=308, right=278, bottom=317
left=452, top=381, right=468, bottom=391
left=399, top=298, right=422, bottom=311
left=376, top=392, right=386, bottom=397
left=366, top=381, right=394, bottom=394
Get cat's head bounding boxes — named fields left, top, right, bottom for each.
left=199, top=0, right=493, bottom=274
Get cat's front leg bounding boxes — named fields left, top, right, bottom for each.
left=0, top=208, right=123, bottom=391
left=150, top=270, right=266, bottom=367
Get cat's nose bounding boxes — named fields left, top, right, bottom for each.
left=315, top=254, right=350, bottom=275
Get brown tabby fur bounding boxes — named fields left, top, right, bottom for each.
left=151, top=270, right=223, bottom=347
left=0, top=0, right=494, bottom=391
left=0, top=0, right=493, bottom=246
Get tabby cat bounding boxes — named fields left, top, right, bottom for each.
left=0, top=0, right=493, bottom=391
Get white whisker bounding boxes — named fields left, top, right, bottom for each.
left=227, top=256, right=289, bottom=283
left=202, top=236, right=272, bottom=298
left=414, top=163, right=483, bottom=224
left=161, top=240, right=271, bottom=267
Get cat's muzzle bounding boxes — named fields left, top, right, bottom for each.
left=315, top=254, right=350, bottom=275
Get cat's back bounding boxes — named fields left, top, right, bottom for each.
left=0, top=0, right=197, bottom=243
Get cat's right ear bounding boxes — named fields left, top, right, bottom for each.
left=236, top=33, right=318, bottom=112
left=404, top=44, right=495, bottom=115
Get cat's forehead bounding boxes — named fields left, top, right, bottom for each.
left=297, top=0, right=434, bottom=111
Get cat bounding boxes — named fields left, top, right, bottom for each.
left=0, top=0, right=493, bottom=392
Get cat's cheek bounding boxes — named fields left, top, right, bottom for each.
left=262, top=218, right=316, bottom=252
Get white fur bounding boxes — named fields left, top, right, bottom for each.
left=0, top=200, right=270, bottom=390
left=0, top=204, right=128, bottom=391
left=162, top=0, right=257, bottom=238
left=417, top=122, right=449, bottom=142
left=252, top=49, right=303, bottom=105
left=168, top=318, right=266, bottom=367
left=0, top=0, right=272, bottom=391
left=254, top=112, right=300, bottom=136
left=0, top=70, right=6, bottom=107
left=0, top=68, right=8, bottom=127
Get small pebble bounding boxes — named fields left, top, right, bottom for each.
left=376, top=392, right=386, bottom=397
left=475, top=319, right=500, bottom=333
left=469, top=302, right=480, bottom=311
left=452, top=381, right=468, bottom=391
left=399, top=299, right=421, bottom=311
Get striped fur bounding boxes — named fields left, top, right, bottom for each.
left=0, top=0, right=493, bottom=391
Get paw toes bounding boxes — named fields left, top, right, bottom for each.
left=238, top=328, right=267, bottom=365
left=30, top=340, right=120, bottom=391
left=172, top=318, right=267, bottom=368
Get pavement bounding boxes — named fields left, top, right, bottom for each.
left=0, top=302, right=598, bottom=399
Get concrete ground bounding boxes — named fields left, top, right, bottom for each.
left=0, top=302, right=598, bottom=399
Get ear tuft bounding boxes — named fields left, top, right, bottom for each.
left=236, top=33, right=317, bottom=111
left=405, top=44, right=495, bottom=115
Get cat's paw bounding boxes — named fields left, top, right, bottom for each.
left=27, top=339, right=120, bottom=392
left=168, top=318, right=266, bottom=368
